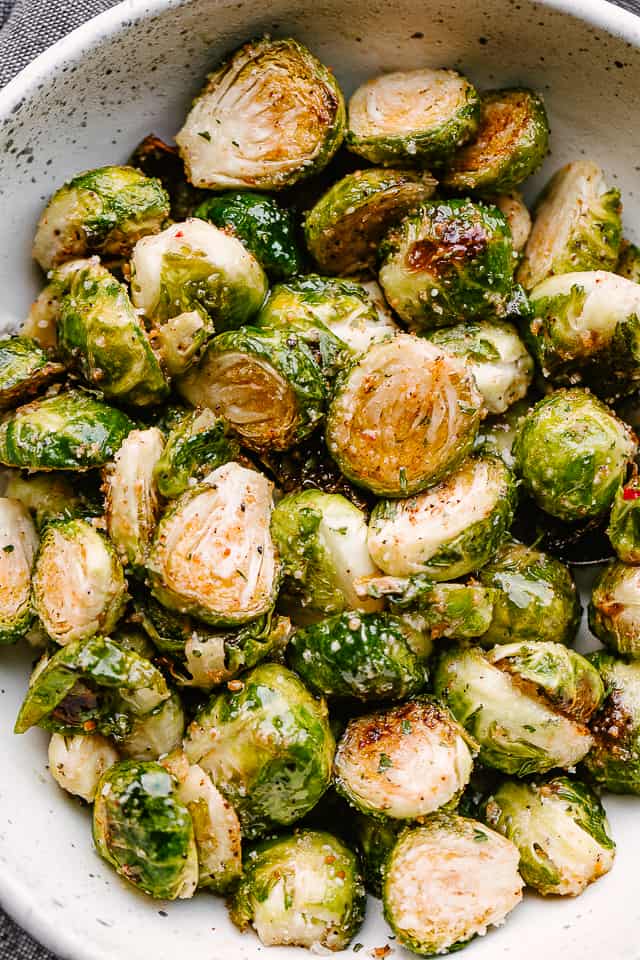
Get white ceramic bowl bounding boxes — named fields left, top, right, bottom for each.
left=1, top=1, right=640, bottom=957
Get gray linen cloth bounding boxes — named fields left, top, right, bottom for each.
left=0, top=0, right=639, bottom=956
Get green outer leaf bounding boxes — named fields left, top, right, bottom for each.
left=607, top=478, right=640, bottom=563
left=354, top=814, right=401, bottom=898
left=0, top=390, right=135, bottom=471
left=14, top=635, right=169, bottom=733
left=0, top=337, right=65, bottom=410
left=379, top=578, right=498, bottom=640
left=583, top=652, right=640, bottom=793
left=288, top=611, right=428, bottom=701
left=617, top=240, right=640, bottom=283
left=443, top=88, right=550, bottom=195
left=304, top=168, right=437, bottom=275
left=153, top=407, right=239, bottom=499
left=589, top=561, right=640, bottom=657
left=93, top=760, right=197, bottom=900
left=195, top=191, right=302, bottom=279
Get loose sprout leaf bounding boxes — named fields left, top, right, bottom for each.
left=0, top=337, right=65, bottom=411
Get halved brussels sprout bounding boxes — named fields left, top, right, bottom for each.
left=48, top=732, right=119, bottom=802
left=184, top=663, right=334, bottom=837
left=93, top=759, right=198, bottom=899
left=57, top=260, right=168, bottom=406
left=524, top=271, right=640, bottom=400
left=0, top=391, right=134, bottom=471
left=607, top=473, right=640, bottom=563
left=161, top=751, right=242, bottom=892
left=0, top=498, right=38, bottom=644
left=478, top=541, right=580, bottom=647
left=383, top=815, right=523, bottom=956
left=271, top=489, right=383, bottom=620
left=147, top=462, right=279, bottom=626
left=326, top=335, right=482, bottom=496
left=434, top=645, right=596, bottom=776
left=443, top=88, right=549, bottom=195
left=22, top=257, right=99, bottom=350
left=333, top=698, right=475, bottom=820
left=346, top=68, right=480, bottom=166
left=359, top=575, right=498, bottom=641
left=617, top=240, right=640, bottom=283
left=589, top=561, right=640, bottom=657
left=304, top=168, right=437, bottom=275
left=118, top=691, right=185, bottom=761
left=583, top=652, right=640, bottom=793
left=492, top=192, right=532, bottom=253
left=229, top=829, right=365, bottom=950
left=0, top=337, right=64, bottom=410
left=368, top=455, right=516, bottom=580
left=130, top=218, right=268, bottom=375
left=428, top=321, right=533, bottom=415
left=518, top=162, right=622, bottom=290
left=194, top=191, right=302, bottom=279
left=379, top=199, right=515, bottom=331
left=483, top=775, right=615, bottom=896
left=513, top=388, right=637, bottom=521
left=354, top=814, right=401, bottom=898
left=288, top=611, right=428, bottom=700
left=104, top=428, right=164, bottom=575
left=152, top=407, right=238, bottom=499
left=32, top=518, right=127, bottom=646
left=178, top=327, right=326, bottom=451
left=32, top=165, right=170, bottom=271
left=176, top=37, right=345, bottom=190
left=14, top=634, right=169, bottom=734
left=3, top=471, right=102, bottom=529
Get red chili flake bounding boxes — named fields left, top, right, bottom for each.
left=623, top=487, right=640, bottom=500
left=174, top=230, right=184, bottom=238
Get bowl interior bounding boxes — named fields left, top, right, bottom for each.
left=1, top=1, right=640, bottom=958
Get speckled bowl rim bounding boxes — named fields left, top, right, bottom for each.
left=1, top=0, right=640, bottom=957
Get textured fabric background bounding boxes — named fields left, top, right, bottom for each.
left=0, top=0, right=639, bottom=956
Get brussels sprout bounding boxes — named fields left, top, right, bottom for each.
left=184, top=663, right=334, bottom=837
left=118, top=691, right=185, bottom=761
left=478, top=541, right=581, bottom=646
left=524, top=271, right=640, bottom=400
left=326, top=335, right=482, bottom=497
left=608, top=473, right=640, bottom=563
left=443, top=88, right=549, bottom=195
left=304, top=168, right=437, bottom=275
left=0, top=391, right=134, bottom=471
left=112, top=625, right=157, bottom=660
left=616, top=239, right=640, bottom=283
left=93, top=760, right=198, bottom=899
left=130, top=219, right=268, bottom=375
left=513, top=388, right=637, bottom=521
left=583, top=652, right=640, bottom=793
left=368, top=455, right=516, bottom=580
left=0, top=498, right=38, bottom=644
left=434, top=645, right=596, bottom=776
left=147, top=462, right=279, bottom=626
left=104, top=428, right=164, bottom=575
left=32, top=165, right=170, bottom=271
left=4, top=471, right=102, bottom=529
left=176, top=37, right=345, bottom=190
left=518, top=162, right=622, bottom=291
left=161, top=751, right=242, bottom=892
left=22, top=258, right=100, bottom=352
left=0, top=337, right=64, bottom=410
left=383, top=815, right=523, bottom=956
left=48, top=732, right=119, bottom=802
left=474, top=398, right=530, bottom=470
left=178, top=327, right=326, bottom=451
left=346, top=68, right=480, bottom=166
left=492, top=192, right=532, bottom=253
left=152, top=407, right=238, bottom=499
left=32, top=519, right=127, bottom=646
left=354, top=814, right=401, bottom=898
left=194, top=191, right=302, bottom=279
left=288, top=611, right=428, bottom=700
left=589, top=561, right=640, bottom=657
left=271, top=489, right=383, bottom=620
left=428, top=321, right=533, bottom=415
left=334, top=698, right=475, bottom=820
left=14, top=634, right=169, bottom=734
left=379, top=199, right=515, bottom=331
left=57, top=261, right=168, bottom=406
left=483, top=775, right=615, bottom=896
left=360, top=575, right=498, bottom=641
left=229, top=829, right=365, bottom=950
